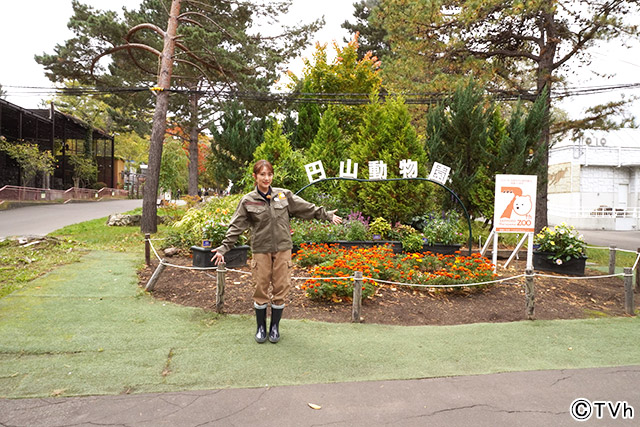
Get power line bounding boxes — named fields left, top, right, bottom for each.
left=3, top=82, right=640, bottom=105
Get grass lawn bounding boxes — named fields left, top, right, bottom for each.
left=1, top=213, right=639, bottom=398
left=1, top=250, right=639, bottom=398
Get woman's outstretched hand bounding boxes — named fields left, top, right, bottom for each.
left=210, top=250, right=225, bottom=265
left=332, top=214, right=343, bottom=225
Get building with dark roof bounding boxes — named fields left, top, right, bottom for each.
left=0, top=98, right=116, bottom=189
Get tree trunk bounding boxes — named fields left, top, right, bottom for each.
left=141, top=0, right=182, bottom=234
left=534, top=10, right=558, bottom=233
left=187, top=91, right=200, bottom=196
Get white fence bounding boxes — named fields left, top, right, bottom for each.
left=0, top=185, right=129, bottom=203
left=549, top=145, right=640, bottom=167
left=548, top=206, right=639, bottom=230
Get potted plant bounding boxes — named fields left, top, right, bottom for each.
left=411, top=212, right=462, bottom=255
left=401, top=231, right=425, bottom=253
left=387, top=223, right=422, bottom=253
left=533, top=223, right=587, bottom=275
left=369, top=217, right=391, bottom=241
left=164, top=196, right=249, bottom=268
left=191, top=218, right=249, bottom=268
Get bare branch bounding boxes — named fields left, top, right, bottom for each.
left=465, top=48, right=540, bottom=62
left=552, top=24, right=604, bottom=71
left=126, top=23, right=166, bottom=40
left=90, top=43, right=161, bottom=77
left=177, top=17, right=205, bottom=29
left=174, top=41, right=230, bottom=80
left=173, top=58, right=214, bottom=84
left=123, top=24, right=167, bottom=77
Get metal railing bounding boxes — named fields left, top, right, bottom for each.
left=548, top=206, right=639, bottom=219
left=0, top=185, right=128, bottom=202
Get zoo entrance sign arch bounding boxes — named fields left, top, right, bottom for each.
left=296, top=159, right=473, bottom=255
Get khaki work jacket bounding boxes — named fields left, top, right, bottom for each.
left=214, top=187, right=335, bottom=255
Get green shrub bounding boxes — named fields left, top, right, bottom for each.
left=245, top=121, right=307, bottom=192
left=165, top=195, right=244, bottom=250
left=290, top=219, right=344, bottom=245
left=401, top=232, right=424, bottom=253
left=411, top=211, right=463, bottom=245
left=369, top=217, right=391, bottom=239
left=534, top=223, right=586, bottom=262
left=344, top=219, right=369, bottom=241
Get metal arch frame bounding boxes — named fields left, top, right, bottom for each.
left=294, top=177, right=473, bottom=256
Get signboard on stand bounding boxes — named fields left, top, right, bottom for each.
left=494, top=174, right=537, bottom=232
left=492, top=175, right=538, bottom=270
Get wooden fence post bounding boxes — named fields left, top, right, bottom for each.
left=352, top=271, right=363, bottom=323
left=635, top=248, right=640, bottom=292
left=216, top=262, right=226, bottom=313
left=145, top=233, right=151, bottom=266
left=525, top=268, right=535, bottom=320
left=145, top=259, right=166, bottom=291
left=624, top=267, right=635, bottom=316
left=609, top=245, right=617, bottom=275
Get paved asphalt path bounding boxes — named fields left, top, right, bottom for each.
left=0, top=199, right=143, bottom=239
left=1, top=366, right=638, bottom=426
left=577, top=229, right=640, bottom=252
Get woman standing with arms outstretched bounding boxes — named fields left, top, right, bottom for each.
left=211, top=160, right=342, bottom=343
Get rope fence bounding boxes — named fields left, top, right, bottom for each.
left=143, top=237, right=638, bottom=321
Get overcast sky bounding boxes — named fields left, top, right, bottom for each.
left=1, top=0, right=639, bottom=124
left=0, top=0, right=350, bottom=107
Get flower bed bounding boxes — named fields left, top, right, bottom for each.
left=290, top=211, right=466, bottom=255
left=294, top=243, right=496, bottom=302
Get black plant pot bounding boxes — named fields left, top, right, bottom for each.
left=191, top=245, right=250, bottom=268
left=533, top=251, right=587, bottom=276
left=418, top=243, right=462, bottom=256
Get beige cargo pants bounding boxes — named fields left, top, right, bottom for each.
left=251, top=250, right=292, bottom=307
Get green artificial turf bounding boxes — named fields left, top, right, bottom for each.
left=1, top=250, right=639, bottom=398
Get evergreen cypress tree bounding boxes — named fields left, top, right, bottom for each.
left=349, top=96, right=432, bottom=223
left=307, top=107, right=347, bottom=177
left=246, top=121, right=306, bottom=192
left=425, top=80, right=492, bottom=218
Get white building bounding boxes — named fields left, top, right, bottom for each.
left=547, top=128, right=640, bottom=230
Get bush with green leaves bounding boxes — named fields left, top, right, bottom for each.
left=291, top=210, right=371, bottom=245
left=165, top=195, right=244, bottom=250
left=534, top=223, right=586, bottom=262
left=244, top=121, right=307, bottom=192
left=290, top=218, right=344, bottom=246
left=346, top=96, right=434, bottom=223
left=369, top=217, right=391, bottom=239
left=344, top=219, right=369, bottom=241
left=400, top=232, right=424, bottom=253
left=0, top=136, right=56, bottom=187
left=411, top=211, right=463, bottom=245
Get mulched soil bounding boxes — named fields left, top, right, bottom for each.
left=138, top=252, right=632, bottom=326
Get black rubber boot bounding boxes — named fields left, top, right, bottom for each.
left=254, top=303, right=268, bottom=343
left=269, top=305, right=284, bottom=343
